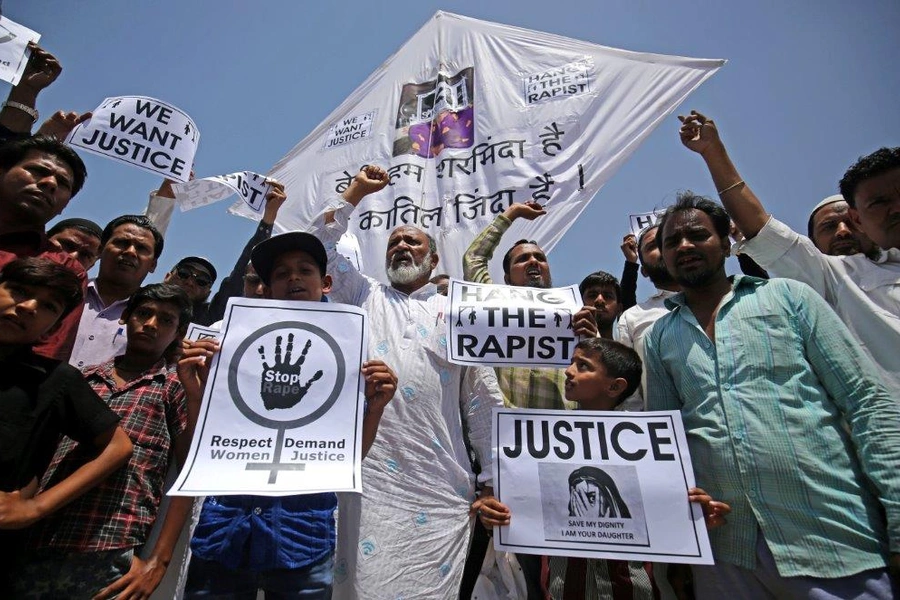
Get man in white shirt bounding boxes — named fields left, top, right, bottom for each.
left=314, top=166, right=505, bottom=600
left=677, top=110, right=900, bottom=397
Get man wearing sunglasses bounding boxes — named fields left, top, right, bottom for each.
left=164, top=256, right=218, bottom=325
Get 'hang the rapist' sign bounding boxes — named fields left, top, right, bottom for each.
left=446, top=278, right=581, bottom=367
left=493, top=408, right=714, bottom=564
left=67, top=96, right=199, bottom=183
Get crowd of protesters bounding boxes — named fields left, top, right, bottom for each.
left=0, top=37, right=897, bottom=600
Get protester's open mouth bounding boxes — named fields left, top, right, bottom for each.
left=287, top=286, right=307, bottom=296
left=117, top=258, right=137, bottom=269
left=526, top=267, right=542, bottom=278
left=676, top=254, right=704, bottom=267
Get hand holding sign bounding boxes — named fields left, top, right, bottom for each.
left=361, top=360, right=397, bottom=414
left=258, top=334, right=323, bottom=410
left=36, top=110, right=92, bottom=141
left=19, top=42, right=60, bottom=92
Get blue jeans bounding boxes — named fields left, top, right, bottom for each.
left=184, top=554, right=333, bottom=599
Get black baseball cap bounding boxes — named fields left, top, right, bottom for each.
left=174, top=256, right=218, bottom=282
left=251, top=232, right=328, bottom=286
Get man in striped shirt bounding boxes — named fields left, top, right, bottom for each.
left=644, top=194, right=900, bottom=598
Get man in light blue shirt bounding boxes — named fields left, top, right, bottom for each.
left=644, top=193, right=900, bottom=599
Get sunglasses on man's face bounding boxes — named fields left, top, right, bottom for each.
left=174, top=268, right=212, bottom=287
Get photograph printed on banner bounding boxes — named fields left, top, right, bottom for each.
left=393, top=67, right=475, bottom=158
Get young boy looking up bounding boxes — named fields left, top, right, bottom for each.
left=473, top=338, right=730, bottom=599
left=17, top=283, right=202, bottom=599
left=183, top=231, right=397, bottom=599
left=0, top=258, right=133, bottom=592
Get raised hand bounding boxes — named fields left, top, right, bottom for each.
left=341, top=165, right=389, bottom=205
left=258, top=334, right=323, bottom=410
left=621, top=234, right=638, bottom=263
left=20, top=42, right=62, bottom=93
left=504, top=201, right=547, bottom=222
left=36, top=110, right=92, bottom=141
left=677, top=110, right=722, bottom=157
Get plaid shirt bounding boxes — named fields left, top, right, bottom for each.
left=463, top=214, right=569, bottom=410
left=29, top=359, right=187, bottom=552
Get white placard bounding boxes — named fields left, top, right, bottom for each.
left=0, top=16, right=40, bottom=86
left=185, top=323, right=219, bottom=342
left=323, top=109, right=377, bottom=150
left=67, top=96, right=199, bottom=183
left=446, top=278, right=581, bottom=367
left=629, top=211, right=664, bottom=237
left=174, top=171, right=271, bottom=213
left=493, top=408, right=713, bottom=564
left=170, top=298, right=368, bottom=496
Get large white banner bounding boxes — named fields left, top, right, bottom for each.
left=230, top=12, right=724, bottom=283
left=67, top=95, right=199, bottom=183
left=493, top=408, right=714, bottom=564
left=446, top=278, right=581, bottom=367
left=170, top=298, right=368, bottom=496
left=0, top=16, right=40, bottom=86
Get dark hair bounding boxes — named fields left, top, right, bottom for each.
left=123, top=283, right=193, bottom=329
left=839, top=147, right=900, bottom=208
left=655, top=191, right=731, bottom=251
left=429, top=273, right=449, bottom=283
left=636, top=224, right=659, bottom=265
left=0, top=135, right=87, bottom=196
left=47, top=217, right=103, bottom=241
left=0, top=257, right=83, bottom=318
left=575, top=337, right=642, bottom=402
left=502, top=239, right=539, bottom=275
left=101, top=215, right=165, bottom=258
left=578, top=270, right=621, bottom=302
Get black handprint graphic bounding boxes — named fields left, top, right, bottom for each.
left=258, top=333, right=323, bottom=410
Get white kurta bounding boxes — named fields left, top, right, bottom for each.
left=316, top=207, right=503, bottom=599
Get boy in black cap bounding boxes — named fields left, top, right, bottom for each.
left=183, top=231, right=397, bottom=599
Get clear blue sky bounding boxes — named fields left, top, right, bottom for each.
left=9, top=0, right=899, bottom=300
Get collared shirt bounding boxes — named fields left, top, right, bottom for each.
left=29, top=359, right=187, bottom=552
left=0, top=350, right=119, bottom=492
left=69, top=280, right=129, bottom=369
left=0, top=230, right=87, bottom=362
left=615, top=287, right=678, bottom=411
left=644, top=276, right=900, bottom=577
left=737, top=215, right=900, bottom=397
left=463, top=213, right=568, bottom=411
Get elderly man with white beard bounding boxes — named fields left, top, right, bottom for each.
left=310, top=166, right=505, bottom=600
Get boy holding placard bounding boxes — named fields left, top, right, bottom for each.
left=182, top=231, right=397, bottom=599
left=473, top=337, right=729, bottom=599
